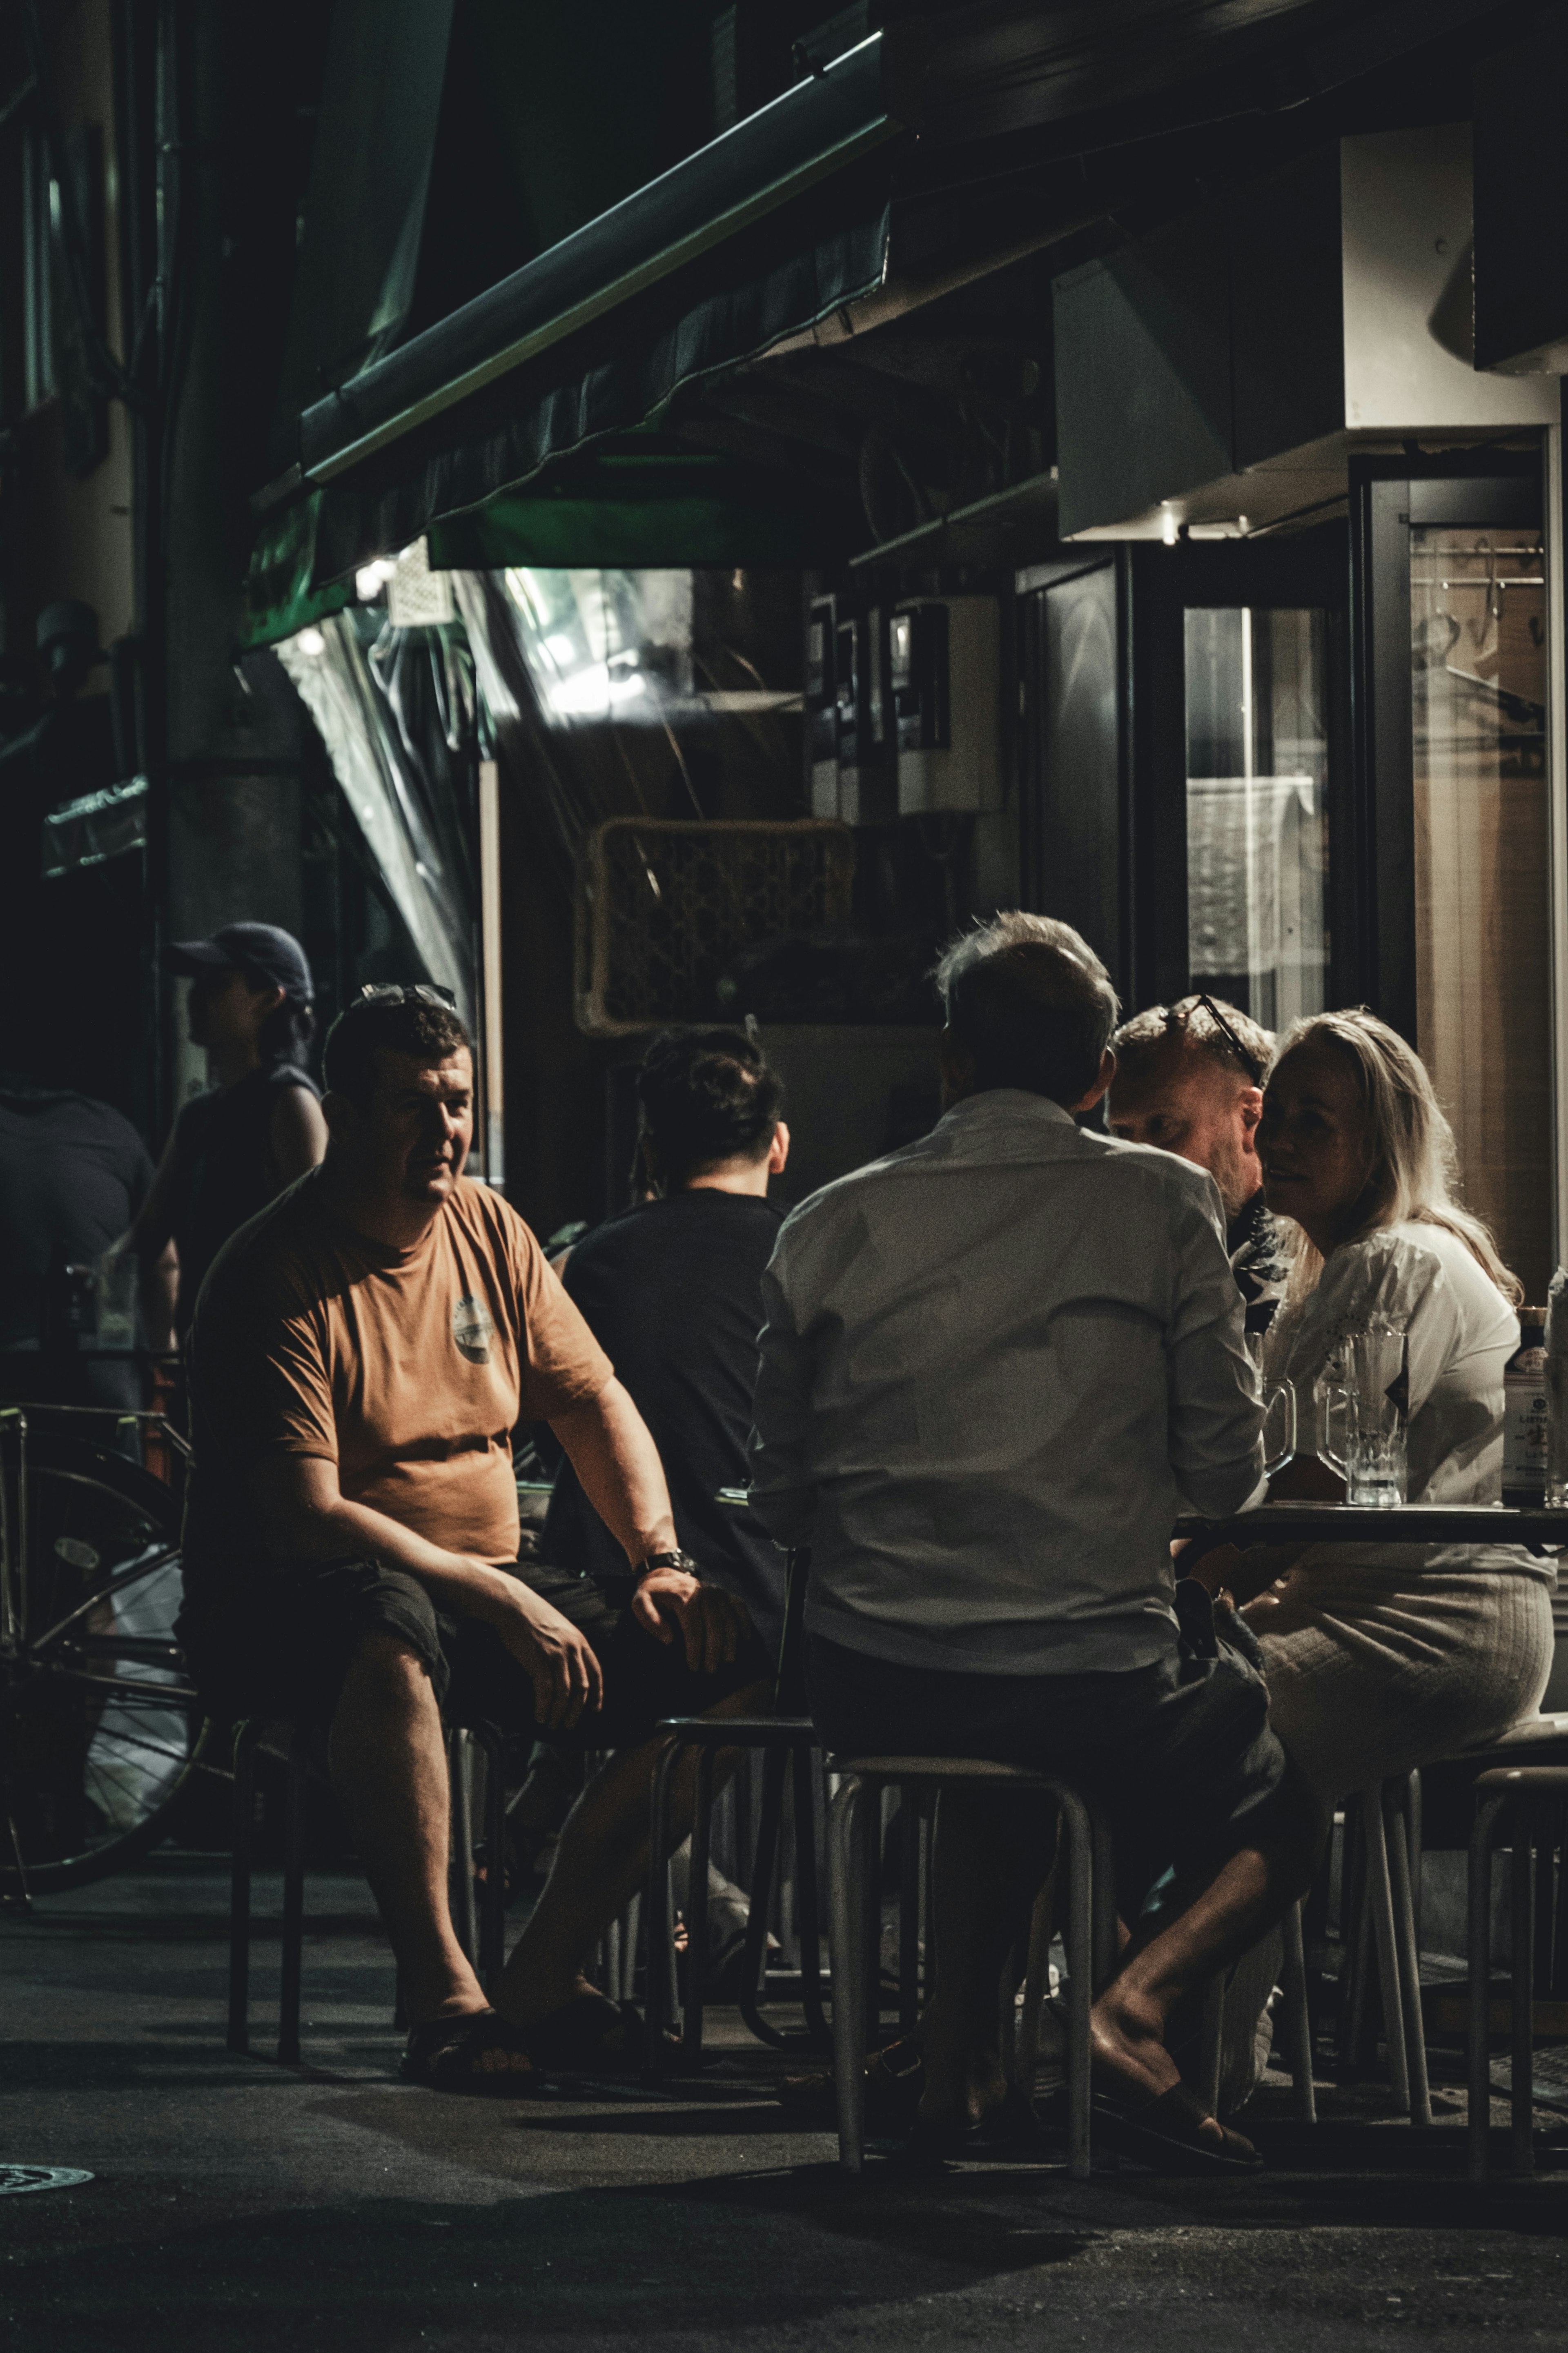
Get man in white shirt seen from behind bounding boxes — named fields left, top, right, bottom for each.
left=749, top=914, right=1314, bottom=2173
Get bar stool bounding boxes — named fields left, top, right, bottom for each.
left=1467, top=1762, right=1568, bottom=2183
left=645, top=1548, right=828, bottom=2073
left=227, top=1714, right=508, bottom=2062
left=1337, top=1775, right=1431, bottom=2123
left=825, top=1755, right=1117, bottom=2180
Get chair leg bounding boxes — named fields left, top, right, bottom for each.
left=828, top=1772, right=874, bottom=2173
left=1511, top=1800, right=1536, bottom=2177
left=1198, top=1975, right=1226, bottom=2120
left=475, top=1725, right=508, bottom=1996
left=1468, top=1793, right=1507, bottom=2184
left=898, top=1798, right=922, bottom=2034
left=1281, top=1898, right=1317, bottom=2124
left=644, top=1738, right=683, bottom=2078
left=1015, top=1861, right=1056, bottom=2104
left=737, top=1746, right=789, bottom=2048
left=1361, top=1780, right=1410, bottom=2113
left=227, top=1720, right=261, bottom=2055
left=1089, top=1805, right=1118, bottom=1994
left=1056, top=1788, right=1093, bottom=2183
left=681, top=1746, right=716, bottom=2070
left=447, top=1728, right=479, bottom=1969
left=278, top=1727, right=307, bottom=2066
left=792, top=1745, right=830, bottom=2052
left=1383, top=1778, right=1431, bottom=2128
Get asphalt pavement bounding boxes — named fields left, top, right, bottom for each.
left=2, top=1854, right=1566, bottom=2351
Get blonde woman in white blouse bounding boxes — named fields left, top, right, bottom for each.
left=1245, top=1009, right=1554, bottom=1808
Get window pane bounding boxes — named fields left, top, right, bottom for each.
left=1185, top=607, right=1330, bottom=1031
left=1411, top=524, right=1550, bottom=1300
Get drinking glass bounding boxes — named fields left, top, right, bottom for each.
left=1245, top=1331, right=1297, bottom=1476
left=1317, top=1318, right=1408, bottom=1507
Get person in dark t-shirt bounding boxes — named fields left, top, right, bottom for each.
left=127, top=923, right=327, bottom=1344
left=541, top=1026, right=791, bottom=1650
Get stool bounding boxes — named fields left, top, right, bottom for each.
left=825, top=1756, right=1117, bottom=2181
left=645, top=1720, right=824, bottom=2071
left=828, top=1757, right=1319, bottom=2177
left=227, top=1714, right=507, bottom=2063
left=1467, top=1763, right=1568, bottom=2183
left=645, top=1547, right=828, bottom=2074
left=1338, top=1776, right=1431, bottom=2124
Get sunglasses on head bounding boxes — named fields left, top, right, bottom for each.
left=1164, top=993, right=1267, bottom=1086
left=354, top=983, right=457, bottom=1011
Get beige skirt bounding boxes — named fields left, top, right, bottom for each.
left=1256, top=1556, right=1555, bottom=1809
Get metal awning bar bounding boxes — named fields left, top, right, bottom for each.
left=295, top=33, right=915, bottom=489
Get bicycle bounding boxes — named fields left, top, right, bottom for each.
left=0, top=1400, right=210, bottom=1904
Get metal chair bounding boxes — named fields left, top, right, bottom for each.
left=1467, top=1761, right=1568, bottom=2183
left=826, top=1755, right=1116, bottom=2180
left=227, top=1715, right=507, bottom=2063
left=645, top=1547, right=828, bottom=2073
left=1336, top=1775, right=1431, bottom=2123
left=828, top=1758, right=1319, bottom=2178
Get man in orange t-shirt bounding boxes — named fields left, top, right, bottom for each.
left=180, top=986, right=770, bottom=2093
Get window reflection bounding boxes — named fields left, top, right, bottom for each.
left=1412, top=526, right=1550, bottom=1300
left=1184, top=607, right=1330, bottom=1032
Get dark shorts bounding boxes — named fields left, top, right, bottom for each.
left=178, top=1559, right=771, bottom=1743
left=806, top=1632, right=1303, bottom=1902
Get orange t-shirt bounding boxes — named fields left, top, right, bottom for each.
left=181, top=1170, right=611, bottom=1589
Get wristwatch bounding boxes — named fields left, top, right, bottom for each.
left=635, top=1548, right=699, bottom=1582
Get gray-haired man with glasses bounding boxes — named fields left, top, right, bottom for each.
left=1108, top=994, right=1287, bottom=1326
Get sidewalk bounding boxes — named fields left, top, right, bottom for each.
left=2, top=1856, right=1566, bottom=2351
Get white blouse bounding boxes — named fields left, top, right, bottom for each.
left=1264, top=1218, right=1552, bottom=1582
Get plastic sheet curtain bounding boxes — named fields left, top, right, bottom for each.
left=276, top=611, right=479, bottom=1032
left=450, top=567, right=704, bottom=885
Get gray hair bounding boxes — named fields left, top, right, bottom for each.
left=933, top=913, right=1120, bottom=1108
left=1112, top=995, right=1274, bottom=1092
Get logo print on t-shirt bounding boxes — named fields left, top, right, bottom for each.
left=452, top=1293, right=494, bottom=1365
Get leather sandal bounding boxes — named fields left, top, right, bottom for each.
left=401, top=2009, right=540, bottom=2096
left=517, top=1992, right=648, bottom=2076
left=1091, top=2080, right=1262, bottom=2174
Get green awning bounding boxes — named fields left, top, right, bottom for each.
left=241, top=491, right=354, bottom=652
left=426, top=450, right=853, bottom=568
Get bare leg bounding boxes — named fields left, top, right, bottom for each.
left=496, top=1681, right=770, bottom=2028
left=1090, top=1838, right=1309, bottom=2130
left=327, top=1630, right=485, bottom=2028
left=916, top=1789, right=1054, bottom=2129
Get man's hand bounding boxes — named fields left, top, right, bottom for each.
left=632, top=1567, right=749, bottom=1675
left=494, top=1590, right=604, bottom=1730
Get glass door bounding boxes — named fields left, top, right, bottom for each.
left=1357, top=464, right=1552, bottom=1303
left=1410, top=517, right=1550, bottom=1299
left=1183, top=605, right=1332, bottom=1032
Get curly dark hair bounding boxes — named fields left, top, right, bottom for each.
left=636, top=1027, right=784, bottom=1188
left=322, top=995, right=471, bottom=1107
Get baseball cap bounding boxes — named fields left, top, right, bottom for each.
left=166, top=922, right=314, bottom=1003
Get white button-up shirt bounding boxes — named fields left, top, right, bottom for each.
left=748, top=1089, right=1266, bottom=1675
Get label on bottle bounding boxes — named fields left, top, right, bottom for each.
left=1504, top=1338, right=1550, bottom=1503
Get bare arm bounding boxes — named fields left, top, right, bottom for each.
left=547, top=1378, right=676, bottom=1567
left=139, top=1240, right=179, bottom=1356
left=270, top=1084, right=328, bottom=1186
left=248, top=1454, right=605, bottom=1727
left=548, top=1378, right=747, bottom=1671
left=123, top=1122, right=185, bottom=1262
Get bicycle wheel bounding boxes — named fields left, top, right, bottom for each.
left=0, top=1425, right=209, bottom=1896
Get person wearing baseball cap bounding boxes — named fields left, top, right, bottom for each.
left=123, top=922, right=327, bottom=1346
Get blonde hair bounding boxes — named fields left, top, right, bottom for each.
left=1268, top=1008, right=1521, bottom=1310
